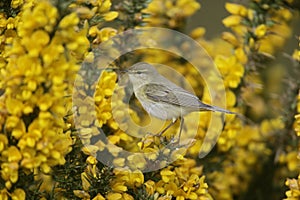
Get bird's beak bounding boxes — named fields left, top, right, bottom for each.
left=105, top=67, right=119, bottom=71
left=118, top=68, right=129, bottom=74
left=119, top=68, right=128, bottom=72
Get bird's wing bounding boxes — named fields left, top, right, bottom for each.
left=142, top=83, right=204, bottom=109
left=142, top=83, right=235, bottom=114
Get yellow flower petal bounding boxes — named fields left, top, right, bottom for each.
left=222, top=15, right=242, bottom=27
left=255, top=24, right=267, bottom=38
left=103, top=11, right=119, bottom=21
left=11, top=188, right=25, bottom=200
left=222, top=31, right=239, bottom=47
left=225, top=3, right=248, bottom=16
left=106, top=193, right=122, bottom=200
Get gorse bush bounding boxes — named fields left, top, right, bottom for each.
left=0, top=0, right=299, bottom=199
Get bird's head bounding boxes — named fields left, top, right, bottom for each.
left=124, top=62, right=158, bottom=85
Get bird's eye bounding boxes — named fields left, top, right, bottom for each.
left=136, top=71, right=142, bottom=74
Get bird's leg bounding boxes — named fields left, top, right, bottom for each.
left=170, top=117, right=184, bottom=144
left=157, top=118, right=178, bottom=136
left=178, top=117, right=184, bottom=141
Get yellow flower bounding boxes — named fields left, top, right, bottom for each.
left=285, top=175, right=300, bottom=199
left=95, top=71, right=116, bottom=98
left=214, top=55, right=244, bottom=88
left=59, top=13, right=79, bottom=28
left=89, top=26, right=117, bottom=44
left=111, top=181, right=127, bottom=193
left=73, top=190, right=90, bottom=199
left=165, top=182, right=177, bottom=196
left=222, top=15, right=242, bottom=27
left=18, top=1, right=58, bottom=36
left=1, top=162, right=19, bottom=185
left=236, top=125, right=259, bottom=147
left=274, top=7, right=293, bottom=21
left=234, top=47, right=248, bottom=64
left=176, top=0, right=200, bottom=16
left=0, top=0, right=93, bottom=197
left=87, top=155, right=98, bottom=165
left=222, top=32, right=239, bottom=48
left=128, top=170, right=144, bottom=187
left=225, top=3, right=248, bottom=17
left=82, top=144, right=99, bottom=156
left=106, top=192, right=123, bottom=200
left=37, top=94, right=53, bottom=111
left=103, top=11, right=119, bottom=21
left=99, top=0, right=113, bottom=13
left=5, top=97, right=23, bottom=116
left=92, top=193, right=106, bottom=200
left=113, top=157, right=125, bottom=167
left=157, top=196, right=172, bottom=200
left=144, top=0, right=200, bottom=28
left=255, top=24, right=267, bottom=38
left=225, top=89, right=237, bottom=107
left=0, top=134, right=8, bottom=152
left=295, top=121, right=300, bottom=138
left=22, top=30, right=50, bottom=57
left=11, top=188, right=25, bottom=200
left=0, top=189, right=8, bottom=200
left=73, top=6, right=95, bottom=19
left=112, top=168, right=145, bottom=195
left=6, top=17, right=18, bottom=30
left=190, top=27, right=206, bottom=39
left=151, top=159, right=212, bottom=199
left=10, top=0, right=24, bottom=9
left=247, top=8, right=255, bottom=21
left=292, top=49, right=300, bottom=62
left=5, top=116, right=20, bottom=129
left=260, top=118, right=284, bottom=135
left=2, top=146, right=22, bottom=162
left=71, top=0, right=119, bottom=23
left=122, top=193, right=134, bottom=200
left=127, top=154, right=146, bottom=169
left=145, top=180, right=156, bottom=195
left=279, top=151, right=300, bottom=171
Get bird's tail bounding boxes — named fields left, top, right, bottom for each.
left=200, top=103, right=235, bottom=114
left=200, top=103, right=254, bottom=125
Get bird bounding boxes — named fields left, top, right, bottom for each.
left=122, top=62, right=236, bottom=139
